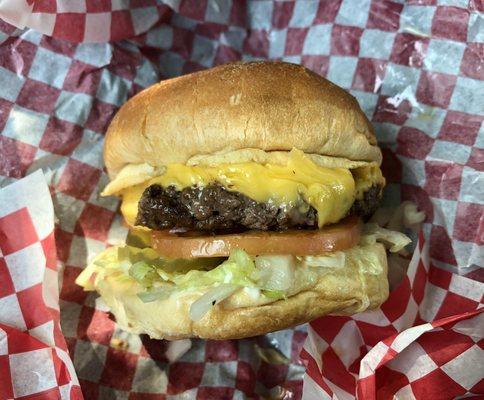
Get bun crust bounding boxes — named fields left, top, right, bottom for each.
left=93, top=244, right=388, bottom=340
left=104, top=61, right=381, bottom=178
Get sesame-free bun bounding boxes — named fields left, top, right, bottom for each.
left=104, top=61, right=382, bottom=179
left=89, top=243, right=388, bottom=340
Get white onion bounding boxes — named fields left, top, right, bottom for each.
left=363, top=223, right=411, bottom=253
left=302, top=252, right=346, bottom=268
left=137, top=287, right=174, bottom=303
left=244, top=287, right=261, bottom=300
left=255, top=255, right=295, bottom=291
left=189, top=284, right=241, bottom=321
left=403, top=202, right=426, bottom=227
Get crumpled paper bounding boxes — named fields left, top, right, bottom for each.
left=0, top=0, right=482, bottom=399
left=0, top=171, right=82, bottom=399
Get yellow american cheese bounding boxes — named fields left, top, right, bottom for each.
left=119, top=149, right=382, bottom=228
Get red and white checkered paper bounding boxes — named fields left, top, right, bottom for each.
left=0, top=1, right=483, bottom=399
left=0, top=171, right=82, bottom=399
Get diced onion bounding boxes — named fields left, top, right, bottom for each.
left=244, top=287, right=261, bottom=300
left=363, top=224, right=411, bottom=253
left=403, top=202, right=426, bottom=227
left=189, top=284, right=241, bottom=321
left=302, top=252, right=346, bottom=268
left=255, top=255, right=295, bottom=291
left=138, top=287, right=174, bottom=303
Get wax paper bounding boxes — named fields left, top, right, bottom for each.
left=0, top=171, right=82, bottom=399
left=0, top=1, right=482, bottom=399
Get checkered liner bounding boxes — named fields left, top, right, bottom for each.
left=0, top=171, right=82, bottom=399
left=0, top=0, right=173, bottom=43
left=0, top=0, right=482, bottom=399
left=302, top=233, right=483, bottom=399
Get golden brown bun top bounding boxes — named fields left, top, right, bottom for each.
left=104, top=61, right=381, bottom=178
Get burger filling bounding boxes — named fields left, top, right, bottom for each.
left=114, top=149, right=385, bottom=232
left=136, top=183, right=318, bottom=231
left=135, top=183, right=382, bottom=232
left=76, top=225, right=410, bottom=323
left=79, top=148, right=396, bottom=323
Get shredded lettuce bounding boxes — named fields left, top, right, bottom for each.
left=302, top=251, right=346, bottom=268
left=77, top=222, right=410, bottom=321
left=149, top=249, right=258, bottom=291
left=255, top=255, right=294, bottom=292
left=78, top=246, right=294, bottom=306
left=346, top=244, right=386, bottom=275
left=137, top=287, right=175, bottom=302
left=129, top=261, right=157, bottom=287
left=362, top=223, right=411, bottom=253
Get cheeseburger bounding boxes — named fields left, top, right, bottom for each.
left=77, top=61, right=410, bottom=339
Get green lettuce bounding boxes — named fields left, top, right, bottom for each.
left=362, top=223, right=411, bottom=253
left=77, top=246, right=287, bottom=303
left=76, top=223, right=407, bottom=317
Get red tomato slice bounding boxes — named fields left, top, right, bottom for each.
left=151, top=216, right=361, bottom=258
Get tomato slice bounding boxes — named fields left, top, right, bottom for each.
left=151, top=216, right=361, bottom=258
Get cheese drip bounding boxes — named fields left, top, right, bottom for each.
left=121, top=149, right=359, bottom=228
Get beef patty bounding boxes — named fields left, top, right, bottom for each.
left=135, top=183, right=382, bottom=232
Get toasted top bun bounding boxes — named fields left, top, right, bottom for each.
left=89, top=243, right=388, bottom=340
left=104, top=61, right=381, bottom=179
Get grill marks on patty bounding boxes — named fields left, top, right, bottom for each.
left=135, top=183, right=382, bottom=232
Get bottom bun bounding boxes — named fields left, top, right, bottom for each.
left=92, top=243, right=389, bottom=340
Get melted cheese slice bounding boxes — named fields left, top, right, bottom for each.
left=118, top=149, right=383, bottom=228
